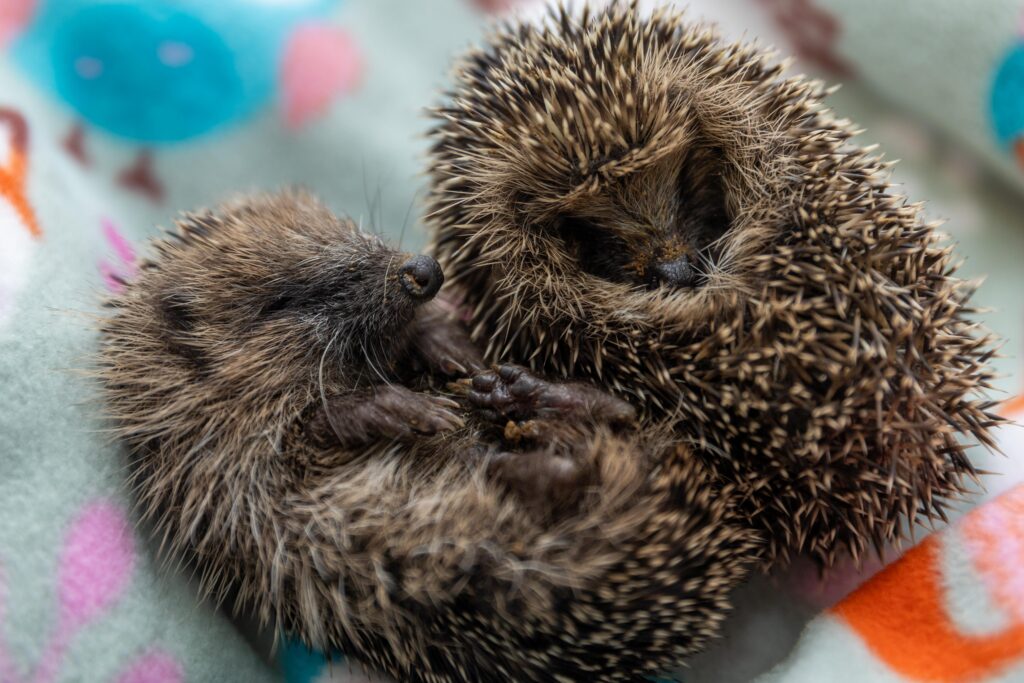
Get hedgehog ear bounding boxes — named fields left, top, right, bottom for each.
left=158, top=290, right=208, bottom=369
left=159, top=290, right=197, bottom=334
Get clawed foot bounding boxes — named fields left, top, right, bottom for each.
left=469, top=365, right=636, bottom=426
left=307, top=385, right=464, bottom=448
left=486, top=449, right=592, bottom=515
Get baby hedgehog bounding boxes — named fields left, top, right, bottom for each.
left=97, top=190, right=759, bottom=682
left=427, top=3, right=1002, bottom=567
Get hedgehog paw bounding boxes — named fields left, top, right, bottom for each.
left=308, top=386, right=464, bottom=448
left=469, top=365, right=636, bottom=427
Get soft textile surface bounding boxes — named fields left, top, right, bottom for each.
left=756, top=401, right=1024, bottom=683
left=683, top=2, right=1024, bottom=681
left=757, top=0, right=1024, bottom=191
left=1, top=1, right=1022, bottom=682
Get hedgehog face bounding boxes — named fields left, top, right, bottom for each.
left=545, top=144, right=729, bottom=291
left=126, top=191, right=441, bottom=391
left=429, top=6, right=999, bottom=564
left=430, top=7, right=798, bottom=394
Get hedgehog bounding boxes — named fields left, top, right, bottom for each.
left=96, top=190, right=761, bottom=682
left=426, top=2, right=1002, bottom=568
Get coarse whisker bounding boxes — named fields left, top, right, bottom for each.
left=361, top=157, right=378, bottom=236
left=359, top=337, right=385, bottom=388
left=381, top=253, right=397, bottom=310
left=318, top=328, right=342, bottom=420
left=375, top=180, right=385, bottom=238
left=399, top=190, right=419, bottom=252
left=366, top=339, right=395, bottom=388
left=263, top=430, right=283, bottom=456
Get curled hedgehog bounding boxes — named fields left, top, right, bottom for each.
left=97, top=190, right=760, bottom=682
left=427, top=2, right=1002, bottom=566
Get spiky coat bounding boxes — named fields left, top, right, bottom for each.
left=427, top=4, right=1001, bottom=566
left=97, top=191, right=759, bottom=682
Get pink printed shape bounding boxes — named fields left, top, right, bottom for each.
left=0, top=564, right=23, bottom=683
left=57, top=500, right=135, bottom=629
left=0, top=0, right=35, bottom=47
left=281, top=24, right=363, bottom=129
left=97, top=217, right=137, bottom=293
left=102, top=218, right=135, bottom=266
left=33, top=501, right=135, bottom=683
left=99, top=262, right=128, bottom=294
left=116, top=650, right=183, bottom=683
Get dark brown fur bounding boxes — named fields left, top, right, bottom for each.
left=97, top=190, right=760, bottom=682
left=427, top=3, right=1002, bottom=567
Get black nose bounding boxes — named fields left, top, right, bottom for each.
left=651, top=254, right=699, bottom=289
left=398, top=254, right=444, bottom=301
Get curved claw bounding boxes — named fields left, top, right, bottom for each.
left=411, top=402, right=465, bottom=435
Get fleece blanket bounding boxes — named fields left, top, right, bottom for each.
left=756, top=403, right=1024, bottom=683
left=755, top=0, right=1024, bottom=191
left=1, top=1, right=1022, bottom=682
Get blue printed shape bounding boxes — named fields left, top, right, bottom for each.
left=991, top=43, right=1024, bottom=152
left=11, top=0, right=339, bottom=145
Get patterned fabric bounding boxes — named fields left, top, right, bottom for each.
left=758, top=403, right=1024, bottom=683
left=757, top=0, right=1024, bottom=189
left=0, top=1, right=1022, bottom=681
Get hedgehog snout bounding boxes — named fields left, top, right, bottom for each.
left=649, top=253, right=699, bottom=290
left=399, top=255, right=444, bottom=301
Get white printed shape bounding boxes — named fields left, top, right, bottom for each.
left=0, top=195, right=33, bottom=328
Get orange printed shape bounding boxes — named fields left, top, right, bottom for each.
left=0, top=107, right=40, bottom=238
left=1000, top=393, right=1024, bottom=419
left=835, top=533, right=1024, bottom=682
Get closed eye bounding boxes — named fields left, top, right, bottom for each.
left=558, top=217, right=635, bottom=284
left=676, top=146, right=730, bottom=249
left=258, top=291, right=301, bottom=317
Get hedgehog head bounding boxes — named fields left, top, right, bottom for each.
left=429, top=5, right=805, bottom=378
left=106, top=190, right=443, bottom=401
left=427, top=4, right=1001, bottom=564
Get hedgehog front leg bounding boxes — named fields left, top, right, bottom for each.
left=408, top=299, right=485, bottom=376
left=468, top=365, right=636, bottom=514
left=305, top=386, right=464, bottom=448
left=468, top=364, right=636, bottom=427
